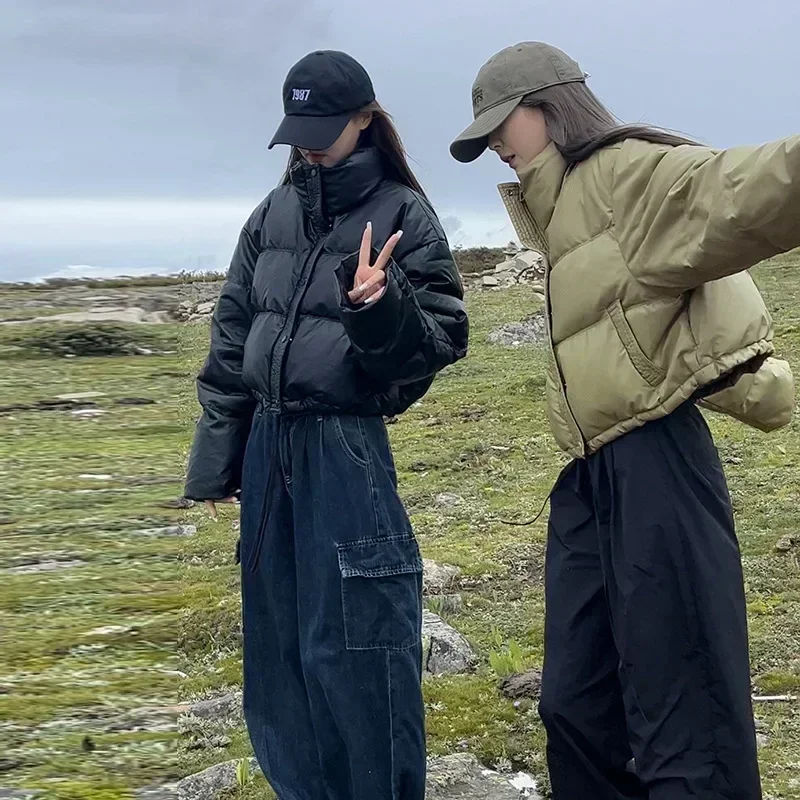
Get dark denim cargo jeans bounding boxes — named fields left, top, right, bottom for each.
left=239, top=410, right=425, bottom=800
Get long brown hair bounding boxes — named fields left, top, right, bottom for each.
left=281, top=100, right=428, bottom=199
left=521, top=82, right=699, bottom=166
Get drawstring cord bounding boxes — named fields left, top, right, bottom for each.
left=245, top=418, right=281, bottom=572
left=496, top=459, right=576, bottom=527
left=497, top=491, right=552, bottom=527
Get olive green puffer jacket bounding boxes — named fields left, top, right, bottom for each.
left=498, top=135, right=799, bottom=458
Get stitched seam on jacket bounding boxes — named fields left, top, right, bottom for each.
left=549, top=224, right=613, bottom=269
left=258, top=247, right=295, bottom=255
left=554, top=296, right=676, bottom=347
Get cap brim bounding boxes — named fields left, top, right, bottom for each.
left=449, top=97, right=523, bottom=163
left=268, top=112, right=351, bottom=151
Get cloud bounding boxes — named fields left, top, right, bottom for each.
left=0, top=0, right=335, bottom=197
left=6, top=1, right=333, bottom=68
left=0, top=199, right=515, bottom=282
left=0, top=198, right=256, bottom=248
left=0, top=198, right=257, bottom=281
left=440, top=215, right=465, bottom=246
left=1, top=0, right=796, bottom=277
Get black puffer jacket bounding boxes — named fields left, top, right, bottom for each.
left=184, top=147, right=468, bottom=500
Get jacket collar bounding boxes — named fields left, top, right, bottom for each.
left=290, top=147, right=385, bottom=221
left=517, top=142, right=568, bottom=231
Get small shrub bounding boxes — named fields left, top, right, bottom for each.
left=488, top=626, right=528, bottom=678
left=8, top=324, right=155, bottom=357
left=236, top=758, right=253, bottom=791
left=453, top=246, right=506, bottom=275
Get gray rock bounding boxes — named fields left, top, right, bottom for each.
left=133, top=525, right=197, bottom=537
left=4, top=558, right=86, bottom=575
left=3, top=307, right=171, bottom=325
left=775, top=535, right=796, bottom=553
left=55, top=391, right=107, bottom=401
left=174, top=754, right=536, bottom=800
left=86, top=624, right=133, bottom=636
left=423, top=559, right=462, bottom=595
left=176, top=759, right=258, bottom=800
left=475, top=248, right=545, bottom=291
left=155, top=498, right=195, bottom=510
left=488, top=312, right=547, bottom=347
left=422, top=611, right=477, bottom=676
left=512, top=250, right=545, bottom=273
left=186, top=733, right=232, bottom=751
left=499, top=669, right=542, bottom=701
left=185, top=692, right=243, bottom=723
left=135, top=786, right=177, bottom=799
left=426, top=753, right=540, bottom=799
left=105, top=705, right=181, bottom=734
left=435, top=493, right=465, bottom=509
left=756, top=732, right=769, bottom=749
left=494, top=259, right=517, bottom=274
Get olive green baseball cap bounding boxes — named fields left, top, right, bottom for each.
left=450, top=42, right=586, bottom=163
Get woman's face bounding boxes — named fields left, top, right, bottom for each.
left=488, top=105, right=551, bottom=173
left=299, top=113, right=372, bottom=168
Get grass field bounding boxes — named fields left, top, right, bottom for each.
left=1, top=251, right=799, bottom=798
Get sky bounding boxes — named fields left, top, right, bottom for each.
left=1, top=0, right=797, bottom=282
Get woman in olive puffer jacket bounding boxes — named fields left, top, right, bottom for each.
left=452, top=40, right=798, bottom=800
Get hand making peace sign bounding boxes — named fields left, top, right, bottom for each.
left=347, top=221, right=403, bottom=306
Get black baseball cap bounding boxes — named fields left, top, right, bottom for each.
left=268, top=50, right=376, bottom=151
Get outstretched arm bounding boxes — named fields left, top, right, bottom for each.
left=613, top=135, right=800, bottom=292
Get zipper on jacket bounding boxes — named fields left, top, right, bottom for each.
left=543, top=260, right=586, bottom=458
left=267, top=165, right=330, bottom=407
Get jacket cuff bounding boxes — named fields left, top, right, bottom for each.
left=335, top=254, right=412, bottom=351
left=183, top=410, right=251, bottom=500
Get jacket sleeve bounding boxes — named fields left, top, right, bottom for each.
left=334, top=201, right=468, bottom=386
left=183, top=203, right=265, bottom=501
left=612, top=135, right=800, bottom=292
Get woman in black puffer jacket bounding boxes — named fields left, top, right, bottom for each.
left=184, top=50, right=467, bottom=800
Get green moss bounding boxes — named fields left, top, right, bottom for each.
left=3, top=251, right=800, bottom=797
left=755, top=672, right=800, bottom=695
left=36, top=787, right=134, bottom=800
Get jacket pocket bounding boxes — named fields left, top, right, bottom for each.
left=606, top=300, right=666, bottom=387
left=337, top=534, right=423, bottom=651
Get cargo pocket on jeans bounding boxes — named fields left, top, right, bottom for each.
left=337, top=533, right=423, bottom=651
